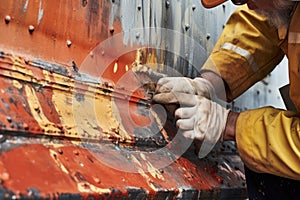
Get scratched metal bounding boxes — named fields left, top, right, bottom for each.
left=0, top=0, right=247, bottom=199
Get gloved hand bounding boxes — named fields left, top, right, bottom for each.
left=153, top=92, right=230, bottom=158
left=155, top=77, right=215, bottom=99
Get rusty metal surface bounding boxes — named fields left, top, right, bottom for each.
left=0, top=50, right=247, bottom=199
left=0, top=0, right=112, bottom=66
left=0, top=138, right=246, bottom=199
left=0, top=0, right=247, bottom=199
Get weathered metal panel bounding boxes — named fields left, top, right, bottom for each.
left=0, top=0, right=113, bottom=65
left=0, top=0, right=248, bottom=199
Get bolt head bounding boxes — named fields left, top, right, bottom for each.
left=136, top=32, right=140, bottom=39
left=166, top=1, right=170, bottom=8
left=109, top=27, right=115, bottom=34
left=67, top=40, right=72, bottom=47
left=28, top=25, right=35, bottom=34
left=192, top=5, right=196, bottom=11
left=4, top=15, right=11, bottom=24
left=206, top=33, right=211, bottom=40
left=185, top=24, right=190, bottom=31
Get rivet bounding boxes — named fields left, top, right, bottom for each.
left=1, top=172, right=9, bottom=181
left=33, top=104, right=40, bottom=112
left=89, top=51, right=94, bottom=58
left=192, top=5, right=196, bottom=11
left=58, top=149, right=63, bottom=154
left=4, top=15, right=11, bottom=24
left=185, top=24, right=190, bottom=31
left=109, top=27, right=114, bottom=34
left=93, top=177, right=101, bottom=184
left=73, top=150, right=79, bottom=156
left=67, top=40, right=72, bottom=47
left=206, top=33, right=211, bottom=40
left=28, top=25, right=35, bottom=34
left=81, top=0, right=88, bottom=7
left=56, top=124, right=63, bottom=130
left=23, top=123, right=29, bottom=130
left=101, top=51, right=105, bottom=56
left=166, top=1, right=170, bottom=8
left=136, top=32, right=140, bottom=39
left=6, top=116, right=12, bottom=123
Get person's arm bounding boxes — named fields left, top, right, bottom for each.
left=236, top=108, right=300, bottom=180
left=154, top=5, right=300, bottom=179
left=200, top=69, right=300, bottom=180
left=201, top=5, right=285, bottom=101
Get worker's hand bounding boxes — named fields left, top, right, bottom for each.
left=153, top=92, right=229, bottom=158
left=155, top=77, right=215, bottom=100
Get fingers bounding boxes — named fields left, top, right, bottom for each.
left=174, top=97, right=209, bottom=141
left=156, top=77, right=174, bottom=93
left=153, top=92, right=198, bottom=106
left=175, top=106, right=195, bottom=119
left=156, top=77, right=194, bottom=94
left=152, top=93, right=180, bottom=104
left=180, top=130, right=205, bottom=140
left=176, top=118, right=194, bottom=130
left=176, top=113, right=206, bottom=141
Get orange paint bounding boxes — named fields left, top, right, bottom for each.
left=0, top=143, right=227, bottom=198
left=0, top=0, right=114, bottom=67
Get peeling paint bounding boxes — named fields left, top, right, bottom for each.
left=49, top=149, right=69, bottom=174
left=25, top=84, right=60, bottom=133
left=23, top=0, right=29, bottom=13
left=37, top=0, right=44, bottom=25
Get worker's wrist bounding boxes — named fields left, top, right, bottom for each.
left=199, top=70, right=227, bottom=101
left=223, top=111, right=239, bottom=141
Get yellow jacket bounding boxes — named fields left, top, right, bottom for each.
left=202, top=4, right=300, bottom=180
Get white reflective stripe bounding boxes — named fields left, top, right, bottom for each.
left=288, top=32, right=300, bottom=44
left=221, top=42, right=259, bottom=72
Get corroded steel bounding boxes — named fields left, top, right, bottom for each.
left=0, top=0, right=247, bottom=199
left=0, top=52, right=155, bottom=142
left=0, top=0, right=113, bottom=66
left=0, top=50, right=247, bottom=199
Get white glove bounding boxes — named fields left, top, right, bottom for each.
left=155, top=77, right=215, bottom=99
left=178, top=94, right=229, bottom=158
left=153, top=92, right=229, bottom=158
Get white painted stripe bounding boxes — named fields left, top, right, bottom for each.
left=221, top=42, right=259, bottom=71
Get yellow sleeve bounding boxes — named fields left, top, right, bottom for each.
left=236, top=107, right=300, bottom=180
left=201, top=5, right=285, bottom=101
